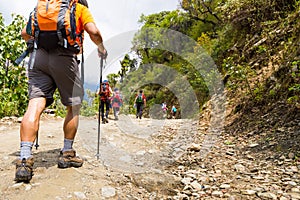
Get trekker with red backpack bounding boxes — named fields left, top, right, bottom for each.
left=98, top=80, right=112, bottom=124
left=15, top=0, right=108, bottom=182
left=111, top=88, right=123, bottom=120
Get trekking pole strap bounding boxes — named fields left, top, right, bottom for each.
left=15, top=50, right=29, bottom=65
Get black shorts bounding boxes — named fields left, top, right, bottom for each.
left=28, top=48, right=83, bottom=106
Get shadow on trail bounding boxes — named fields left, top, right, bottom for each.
left=10, top=148, right=61, bottom=169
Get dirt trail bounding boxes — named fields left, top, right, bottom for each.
left=0, top=114, right=197, bottom=199
left=1, top=110, right=299, bottom=200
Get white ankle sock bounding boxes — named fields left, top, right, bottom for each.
left=20, top=141, right=33, bottom=159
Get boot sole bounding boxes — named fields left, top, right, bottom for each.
left=15, top=174, right=32, bottom=182
left=57, top=161, right=83, bottom=169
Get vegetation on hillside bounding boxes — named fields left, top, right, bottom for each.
left=0, top=0, right=299, bottom=121
left=0, top=14, right=28, bottom=118
left=108, top=0, right=300, bottom=120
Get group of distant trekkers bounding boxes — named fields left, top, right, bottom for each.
left=97, top=80, right=123, bottom=123
left=97, top=81, right=147, bottom=123
left=97, top=81, right=178, bottom=123
left=161, top=102, right=177, bottom=119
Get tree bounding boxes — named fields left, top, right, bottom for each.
left=180, top=0, right=222, bottom=26
left=0, top=14, right=28, bottom=117
left=119, top=54, right=137, bottom=82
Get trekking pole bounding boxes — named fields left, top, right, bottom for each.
left=35, top=131, right=39, bottom=150
left=96, top=57, right=104, bottom=160
left=81, top=50, right=85, bottom=85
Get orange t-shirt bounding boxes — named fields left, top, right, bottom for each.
left=75, top=3, right=94, bottom=47
left=76, top=3, right=94, bottom=34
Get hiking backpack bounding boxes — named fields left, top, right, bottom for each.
left=136, top=93, right=144, bottom=103
left=26, top=0, right=83, bottom=53
left=112, top=93, right=122, bottom=107
left=100, top=82, right=110, bottom=99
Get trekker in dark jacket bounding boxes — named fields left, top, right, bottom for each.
left=134, top=90, right=146, bottom=119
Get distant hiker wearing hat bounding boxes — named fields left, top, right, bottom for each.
left=111, top=88, right=123, bottom=120
left=161, top=102, right=168, bottom=118
left=15, top=0, right=108, bottom=182
left=97, top=80, right=112, bottom=124
left=134, top=90, right=146, bottom=119
left=171, top=105, right=177, bottom=119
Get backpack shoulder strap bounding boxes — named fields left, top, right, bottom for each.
left=29, top=7, right=39, bottom=70
left=57, top=0, right=74, bottom=48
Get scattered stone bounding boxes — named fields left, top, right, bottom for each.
left=285, top=181, right=297, bottom=186
left=136, top=150, right=146, bottom=156
left=74, top=192, right=86, bottom=199
left=101, top=186, right=116, bottom=198
left=185, top=172, right=197, bottom=179
left=288, top=152, right=295, bottom=159
left=24, top=184, right=32, bottom=191
left=291, top=188, right=300, bottom=193
left=241, top=190, right=256, bottom=195
left=279, top=155, right=286, bottom=160
left=248, top=143, right=259, bottom=148
left=288, top=192, right=300, bottom=199
left=181, top=177, right=193, bottom=185
left=136, top=162, right=144, bottom=166
left=234, top=163, right=246, bottom=173
left=279, top=197, right=289, bottom=200
left=226, top=151, right=235, bottom=156
left=211, top=190, right=223, bottom=197
left=189, top=143, right=201, bottom=151
left=190, top=181, right=202, bottom=191
left=246, top=155, right=255, bottom=160
left=228, top=196, right=236, bottom=200
left=17, top=117, right=23, bottom=123
left=252, top=176, right=265, bottom=180
left=257, top=192, right=277, bottom=199
left=287, top=166, right=298, bottom=173
left=220, top=184, right=231, bottom=189
left=11, top=182, right=23, bottom=188
left=203, top=185, right=211, bottom=190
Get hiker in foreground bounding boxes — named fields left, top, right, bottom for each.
left=15, top=0, right=107, bottom=182
left=134, top=90, right=146, bottom=119
left=97, top=80, right=112, bottom=124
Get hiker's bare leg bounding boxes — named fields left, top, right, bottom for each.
left=64, top=105, right=81, bottom=140
left=58, top=105, right=83, bottom=168
left=20, top=97, right=46, bottom=142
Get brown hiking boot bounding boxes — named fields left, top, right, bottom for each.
left=57, top=150, right=83, bottom=169
left=15, top=157, right=34, bottom=182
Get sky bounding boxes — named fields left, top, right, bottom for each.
left=0, top=0, right=180, bottom=85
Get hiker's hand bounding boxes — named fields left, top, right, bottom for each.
left=26, top=38, right=34, bottom=53
left=97, top=43, right=108, bottom=59
left=98, top=48, right=108, bottom=59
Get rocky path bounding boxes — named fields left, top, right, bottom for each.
left=0, top=114, right=299, bottom=199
